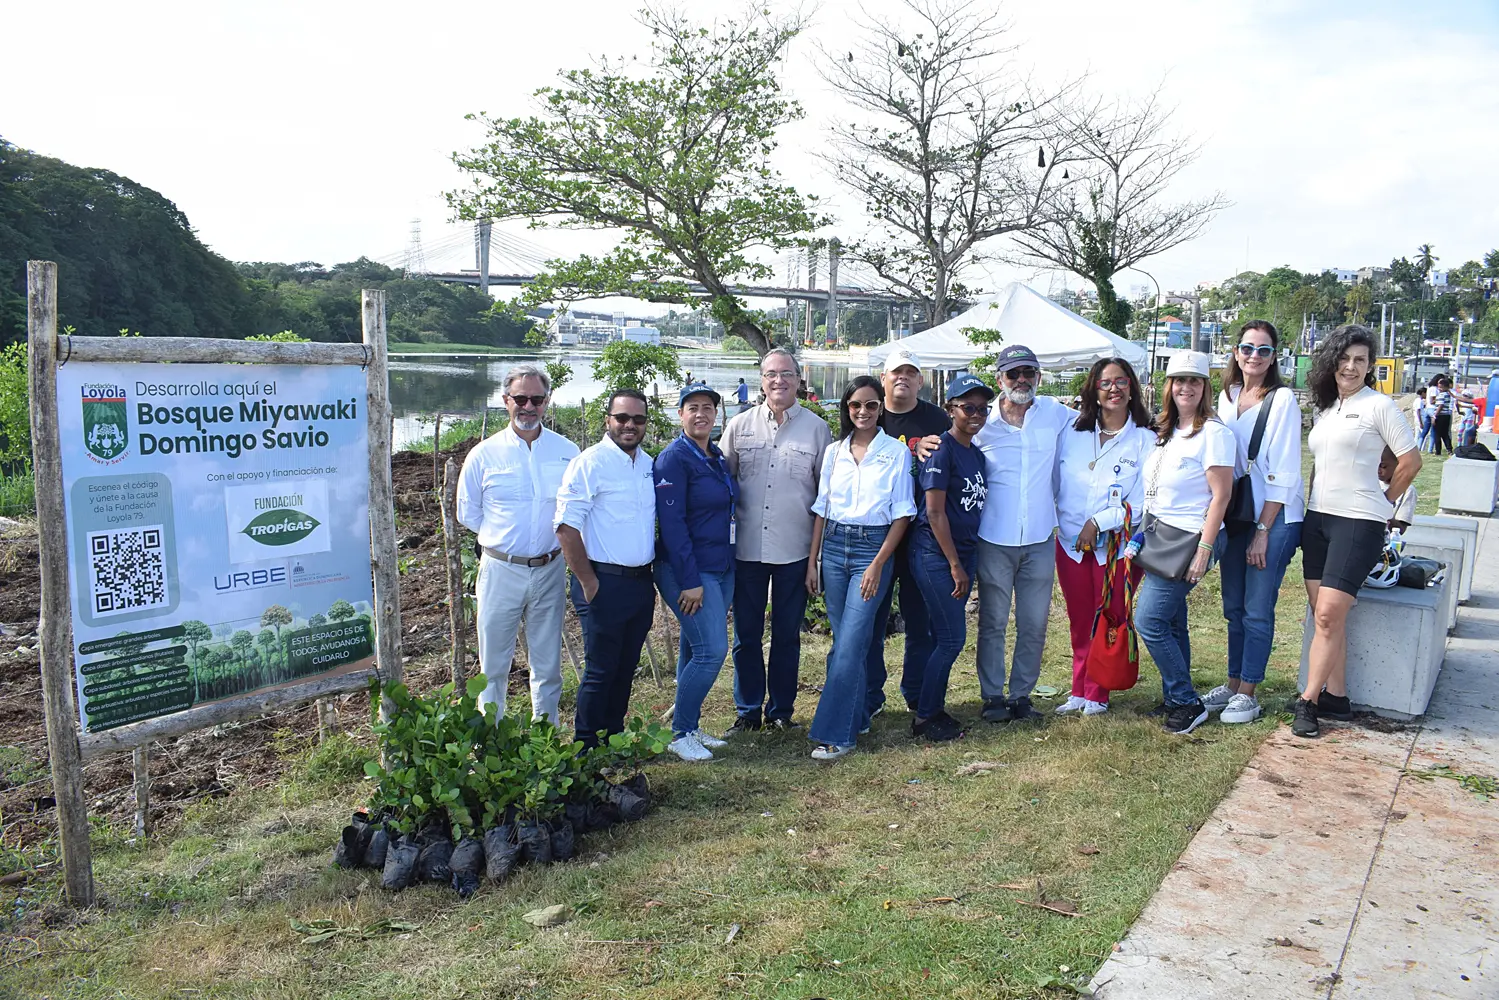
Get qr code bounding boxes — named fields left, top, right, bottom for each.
left=87, top=525, right=169, bottom=617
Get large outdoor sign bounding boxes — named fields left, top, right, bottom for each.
left=55, top=363, right=376, bottom=732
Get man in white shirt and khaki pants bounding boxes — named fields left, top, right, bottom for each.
left=457, top=363, right=579, bottom=722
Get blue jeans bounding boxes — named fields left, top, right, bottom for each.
left=811, top=522, right=893, bottom=748
left=1219, top=512, right=1302, bottom=686
left=655, top=561, right=733, bottom=737
left=866, top=538, right=933, bottom=714
left=571, top=571, right=655, bottom=748
left=908, top=534, right=974, bottom=719
left=1135, top=536, right=1224, bottom=707
left=732, top=558, right=809, bottom=723
left=1418, top=413, right=1433, bottom=452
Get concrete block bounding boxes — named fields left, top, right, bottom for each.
left=1299, top=575, right=1450, bottom=719
left=1406, top=513, right=1479, bottom=602
left=1438, top=457, right=1499, bottom=515
left=1399, top=540, right=1460, bottom=631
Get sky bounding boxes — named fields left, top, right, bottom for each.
left=5, top=0, right=1498, bottom=308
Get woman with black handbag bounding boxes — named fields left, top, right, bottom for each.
left=1205, top=320, right=1304, bottom=725
left=1132, top=352, right=1238, bottom=735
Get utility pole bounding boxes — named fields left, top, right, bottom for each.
left=1375, top=300, right=1396, bottom=356
left=1191, top=297, right=1209, bottom=355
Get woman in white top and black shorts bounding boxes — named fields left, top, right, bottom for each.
left=1297, top=325, right=1421, bottom=738
left=1205, top=320, right=1304, bottom=725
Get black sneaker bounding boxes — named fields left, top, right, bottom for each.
left=1292, top=698, right=1320, bottom=739
left=1163, top=701, right=1209, bottom=735
left=767, top=717, right=801, bottom=732
left=981, top=698, right=1011, bottom=723
left=723, top=715, right=762, bottom=738
left=1317, top=691, right=1353, bottom=721
left=1006, top=697, right=1042, bottom=723
left=904, top=697, right=920, bottom=713
left=912, top=711, right=962, bottom=742
left=1139, top=702, right=1169, bottom=718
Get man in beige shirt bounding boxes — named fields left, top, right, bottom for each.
left=719, top=348, right=833, bottom=735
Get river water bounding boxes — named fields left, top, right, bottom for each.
left=389, top=350, right=873, bottom=449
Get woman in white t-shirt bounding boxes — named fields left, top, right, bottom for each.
left=1205, top=320, right=1305, bottom=726
left=1134, top=352, right=1238, bottom=736
left=1296, top=325, right=1420, bottom=738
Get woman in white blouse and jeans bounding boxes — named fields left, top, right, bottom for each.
left=805, top=375, right=916, bottom=760
left=1205, top=320, right=1304, bottom=725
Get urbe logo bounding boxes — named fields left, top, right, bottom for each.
left=241, top=508, right=321, bottom=546
left=81, top=383, right=129, bottom=462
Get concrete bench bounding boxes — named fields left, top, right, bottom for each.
left=1398, top=540, right=1460, bottom=631
left=1298, top=573, right=1451, bottom=720
left=1439, top=457, right=1499, bottom=515
left=1406, top=513, right=1479, bottom=602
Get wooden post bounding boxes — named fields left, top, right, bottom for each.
left=431, top=414, right=442, bottom=491
left=480, top=407, right=488, bottom=440
left=27, top=261, right=95, bottom=906
left=561, top=627, right=583, bottom=687
left=363, top=291, right=404, bottom=713
left=441, top=458, right=465, bottom=688
left=132, top=745, right=149, bottom=839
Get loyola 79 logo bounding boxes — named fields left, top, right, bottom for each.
left=82, top=383, right=130, bottom=462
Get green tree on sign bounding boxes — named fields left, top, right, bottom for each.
left=256, top=628, right=276, bottom=669
left=447, top=7, right=824, bottom=358
left=327, top=599, right=356, bottom=622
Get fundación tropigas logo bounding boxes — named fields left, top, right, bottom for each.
left=81, top=382, right=130, bottom=463
left=224, top=478, right=332, bottom=564
left=241, top=507, right=322, bottom=546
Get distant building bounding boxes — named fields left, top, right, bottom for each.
left=1356, top=266, right=1391, bottom=284
left=1331, top=268, right=1358, bottom=284
left=1429, top=269, right=1449, bottom=288
left=618, top=323, right=662, bottom=345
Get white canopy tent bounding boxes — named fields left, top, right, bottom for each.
left=867, top=282, right=1148, bottom=374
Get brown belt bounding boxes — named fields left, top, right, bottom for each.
left=481, top=546, right=562, bottom=568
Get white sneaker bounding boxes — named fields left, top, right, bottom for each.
left=1201, top=684, right=1235, bottom=712
left=1082, top=699, right=1109, bottom=716
left=692, top=729, right=727, bottom=749
left=1055, top=696, right=1088, bottom=715
left=811, top=743, right=853, bottom=761
left=668, top=734, right=713, bottom=761
left=1220, top=693, right=1263, bottom=724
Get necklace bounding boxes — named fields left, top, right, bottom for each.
left=1089, top=420, right=1126, bottom=470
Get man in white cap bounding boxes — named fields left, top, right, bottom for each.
left=867, top=347, right=952, bottom=720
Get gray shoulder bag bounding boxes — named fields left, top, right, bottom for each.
left=1134, top=439, right=1201, bottom=581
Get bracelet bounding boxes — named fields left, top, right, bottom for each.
left=1196, top=542, right=1214, bottom=553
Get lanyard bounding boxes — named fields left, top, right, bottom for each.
left=690, top=441, right=736, bottom=524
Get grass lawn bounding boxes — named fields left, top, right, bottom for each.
left=3, top=446, right=1458, bottom=1000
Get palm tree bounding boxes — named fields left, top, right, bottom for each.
left=1415, top=243, right=1439, bottom=279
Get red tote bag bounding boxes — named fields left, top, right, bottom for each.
left=1085, top=506, right=1139, bottom=692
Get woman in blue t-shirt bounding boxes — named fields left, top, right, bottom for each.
left=907, top=373, right=992, bottom=740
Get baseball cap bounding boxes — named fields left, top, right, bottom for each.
left=882, top=347, right=923, bottom=373
left=995, top=344, right=1040, bottom=373
left=677, top=381, right=722, bottom=407
left=1164, top=352, right=1211, bottom=379
left=946, top=372, right=996, bottom=402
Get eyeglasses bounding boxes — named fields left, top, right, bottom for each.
left=1004, top=367, right=1038, bottom=380
left=762, top=369, right=798, bottom=383
left=1236, top=344, right=1274, bottom=359
left=506, top=394, right=549, bottom=407
left=609, top=412, right=649, bottom=426
left=1096, top=377, right=1130, bottom=391
left=847, top=399, right=882, bottom=413
left=949, top=402, right=988, bottom=416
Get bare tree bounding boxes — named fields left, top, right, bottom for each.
left=1011, top=91, right=1228, bottom=335
left=819, top=0, right=1083, bottom=326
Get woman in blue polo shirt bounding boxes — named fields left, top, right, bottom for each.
left=907, top=372, right=991, bottom=741
left=654, top=382, right=737, bottom=762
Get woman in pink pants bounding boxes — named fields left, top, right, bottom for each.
left=1054, top=358, right=1155, bottom=714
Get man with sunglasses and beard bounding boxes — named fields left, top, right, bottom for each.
left=555, top=389, right=659, bottom=748
left=458, top=363, right=579, bottom=723
left=968, top=345, right=1073, bottom=723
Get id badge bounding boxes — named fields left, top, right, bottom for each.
left=729, top=519, right=737, bottom=545
left=1108, top=485, right=1123, bottom=507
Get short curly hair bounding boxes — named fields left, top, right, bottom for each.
left=1308, top=324, right=1376, bottom=411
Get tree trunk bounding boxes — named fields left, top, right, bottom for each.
left=731, top=318, right=773, bottom=358
left=1093, top=277, right=1131, bottom=336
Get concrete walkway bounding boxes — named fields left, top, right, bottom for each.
left=1091, top=516, right=1498, bottom=1000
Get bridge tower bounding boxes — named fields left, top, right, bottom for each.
left=804, top=246, right=818, bottom=345
left=475, top=220, right=492, bottom=296
left=826, top=239, right=840, bottom=346
left=403, top=219, right=427, bottom=277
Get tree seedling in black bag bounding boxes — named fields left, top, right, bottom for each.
left=449, top=836, right=485, bottom=898
left=415, top=821, right=455, bottom=883
left=381, top=835, right=420, bottom=890
left=333, top=809, right=376, bottom=868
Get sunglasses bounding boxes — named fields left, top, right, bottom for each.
left=949, top=402, right=988, bottom=416
left=609, top=412, right=649, bottom=426
left=506, top=394, right=549, bottom=407
left=1004, top=367, right=1038, bottom=380
left=847, top=399, right=883, bottom=413
left=1236, top=344, right=1274, bottom=359
left=1097, top=377, right=1130, bottom=391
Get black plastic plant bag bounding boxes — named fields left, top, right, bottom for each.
left=483, top=824, right=520, bottom=881
left=363, top=824, right=390, bottom=870
left=449, top=837, right=485, bottom=898
left=381, top=835, right=420, bottom=890
left=550, top=819, right=576, bottom=861
left=516, top=818, right=554, bottom=865
left=563, top=801, right=590, bottom=834
left=333, top=810, right=376, bottom=868
left=416, top=827, right=455, bottom=884
left=606, top=779, right=649, bottom=823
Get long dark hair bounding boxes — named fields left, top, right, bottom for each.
left=1309, top=324, right=1376, bottom=411
left=838, top=375, right=884, bottom=439
left=1224, top=319, right=1285, bottom=393
left=1155, top=376, right=1215, bottom=444
left=1073, top=357, right=1151, bottom=432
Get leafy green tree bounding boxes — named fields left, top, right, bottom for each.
left=545, top=361, right=573, bottom=393
left=261, top=605, right=294, bottom=662
left=327, top=599, right=356, bottom=622
left=0, top=343, right=28, bottom=475
left=256, top=628, right=276, bottom=669
left=308, top=613, right=327, bottom=628
left=1345, top=282, right=1372, bottom=324
left=1415, top=243, right=1438, bottom=278
left=447, top=7, right=824, bottom=358
left=593, top=341, right=681, bottom=392
left=230, top=630, right=254, bottom=670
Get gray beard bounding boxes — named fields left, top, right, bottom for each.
left=1004, top=386, right=1035, bottom=406
left=512, top=415, right=542, bottom=431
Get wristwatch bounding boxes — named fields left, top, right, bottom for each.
left=1254, top=522, right=1270, bottom=533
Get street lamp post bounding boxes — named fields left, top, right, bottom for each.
left=1130, top=267, right=1162, bottom=378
